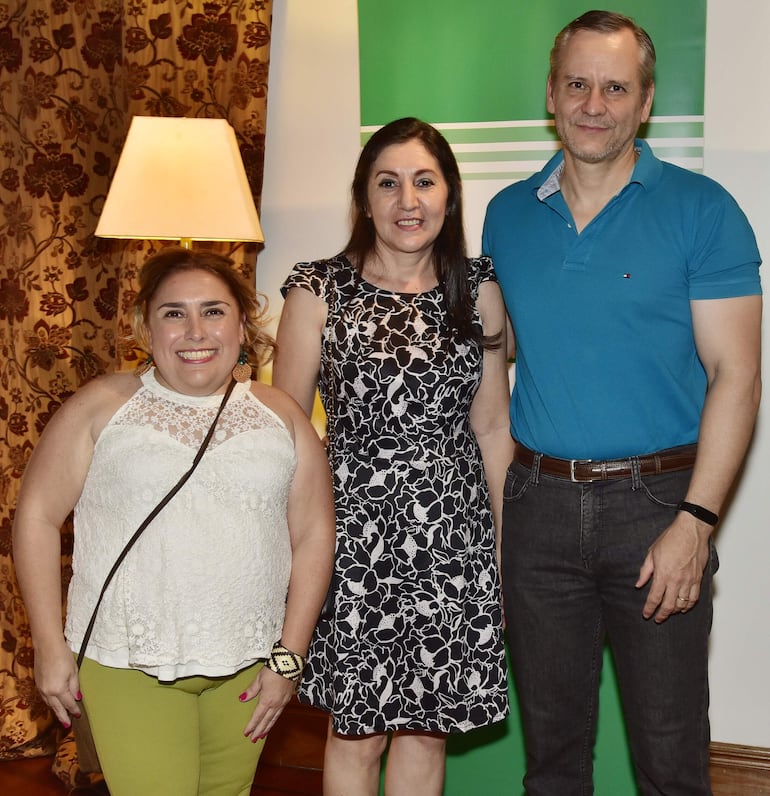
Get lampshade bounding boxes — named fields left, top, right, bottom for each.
left=95, top=116, right=264, bottom=247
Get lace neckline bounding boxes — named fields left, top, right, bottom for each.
left=140, top=368, right=250, bottom=408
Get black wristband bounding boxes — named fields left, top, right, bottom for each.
left=677, top=501, right=719, bottom=526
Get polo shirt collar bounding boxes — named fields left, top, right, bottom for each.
left=535, top=138, right=663, bottom=201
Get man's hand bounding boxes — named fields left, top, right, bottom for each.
left=636, top=514, right=711, bottom=623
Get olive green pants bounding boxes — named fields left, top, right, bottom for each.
left=78, top=658, right=265, bottom=796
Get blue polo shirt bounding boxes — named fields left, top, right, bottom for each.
left=482, top=139, right=761, bottom=460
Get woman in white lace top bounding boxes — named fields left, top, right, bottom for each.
left=13, top=247, right=335, bottom=796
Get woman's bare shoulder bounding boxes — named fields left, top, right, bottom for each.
left=73, top=371, right=141, bottom=404
left=249, top=380, right=316, bottom=441
left=57, top=371, right=143, bottom=440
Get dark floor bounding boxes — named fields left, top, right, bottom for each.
left=0, top=757, right=70, bottom=796
left=0, top=756, right=323, bottom=796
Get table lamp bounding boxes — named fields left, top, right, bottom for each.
left=95, top=116, right=264, bottom=248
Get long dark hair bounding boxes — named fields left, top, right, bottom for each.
left=345, top=117, right=498, bottom=349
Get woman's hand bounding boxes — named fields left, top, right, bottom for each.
left=240, top=666, right=297, bottom=742
left=34, top=641, right=82, bottom=727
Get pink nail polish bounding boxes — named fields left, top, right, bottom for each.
left=76, top=691, right=82, bottom=701
left=238, top=692, right=247, bottom=702
left=62, top=722, right=71, bottom=730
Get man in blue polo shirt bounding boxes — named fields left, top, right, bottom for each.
left=482, top=10, right=761, bottom=796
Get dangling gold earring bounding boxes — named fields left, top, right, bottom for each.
left=136, top=354, right=154, bottom=376
left=231, top=350, right=251, bottom=383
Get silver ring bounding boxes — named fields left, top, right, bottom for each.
left=676, top=596, right=687, bottom=602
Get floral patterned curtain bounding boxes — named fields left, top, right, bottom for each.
left=0, top=0, right=272, bottom=784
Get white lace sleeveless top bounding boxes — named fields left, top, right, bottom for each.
left=65, top=370, right=297, bottom=681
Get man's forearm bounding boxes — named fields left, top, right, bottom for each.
left=684, top=369, right=761, bottom=519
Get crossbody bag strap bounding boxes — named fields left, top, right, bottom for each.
left=76, top=377, right=237, bottom=669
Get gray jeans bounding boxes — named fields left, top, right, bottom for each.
left=502, top=458, right=715, bottom=796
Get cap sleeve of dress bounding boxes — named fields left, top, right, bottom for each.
left=467, top=256, right=497, bottom=301
left=474, top=255, right=497, bottom=285
left=280, top=260, right=329, bottom=301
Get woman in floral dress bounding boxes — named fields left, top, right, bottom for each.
left=274, top=117, right=512, bottom=796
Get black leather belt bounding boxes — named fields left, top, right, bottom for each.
left=514, top=443, right=697, bottom=483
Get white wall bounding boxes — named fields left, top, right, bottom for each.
left=702, top=1, right=770, bottom=745
left=257, top=0, right=360, bottom=330
left=259, top=0, right=770, bottom=746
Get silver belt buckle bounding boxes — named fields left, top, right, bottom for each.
left=570, top=458, right=593, bottom=482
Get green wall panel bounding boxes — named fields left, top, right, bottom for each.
left=358, top=0, right=706, bottom=124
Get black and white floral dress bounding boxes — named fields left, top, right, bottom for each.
left=281, top=254, right=509, bottom=735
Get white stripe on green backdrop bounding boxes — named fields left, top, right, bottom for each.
left=361, top=117, right=705, bottom=180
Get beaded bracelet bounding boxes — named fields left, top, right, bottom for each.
left=265, top=641, right=306, bottom=682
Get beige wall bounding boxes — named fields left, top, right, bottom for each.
left=702, top=0, right=770, bottom=745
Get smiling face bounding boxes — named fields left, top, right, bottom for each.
left=547, top=28, right=654, bottom=165
left=145, top=268, right=244, bottom=396
left=366, top=138, right=450, bottom=262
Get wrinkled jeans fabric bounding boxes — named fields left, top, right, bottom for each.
left=502, top=458, right=714, bottom=796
